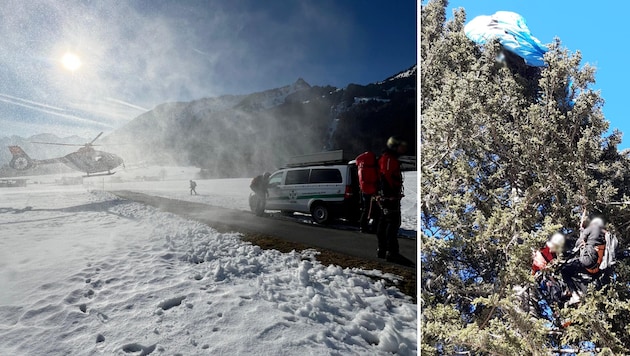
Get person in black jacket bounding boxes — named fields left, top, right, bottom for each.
left=560, top=217, right=606, bottom=305
left=576, top=217, right=606, bottom=269
left=249, top=172, right=270, bottom=216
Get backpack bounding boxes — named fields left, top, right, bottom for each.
left=599, top=231, right=619, bottom=271
left=250, top=175, right=262, bottom=191
left=355, top=151, right=379, bottom=195
left=378, top=150, right=403, bottom=197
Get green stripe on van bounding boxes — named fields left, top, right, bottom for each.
left=268, top=193, right=345, bottom=201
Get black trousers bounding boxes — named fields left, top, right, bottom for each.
left=360, top=193, right=380, bottom=232
left=376, top=199, right=401, bottom=255
left=252, top=190, right=266, bottom=216
left=560, top=259, right=589, bottom=294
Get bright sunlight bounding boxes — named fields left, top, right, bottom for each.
left=61, top=52, right=82, bottom=71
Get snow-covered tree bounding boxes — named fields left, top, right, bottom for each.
left=421, top=0, right=630, bottom=353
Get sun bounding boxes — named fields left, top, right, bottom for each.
left=61, top=52, right=82, bottom=71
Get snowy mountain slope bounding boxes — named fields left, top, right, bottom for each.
left=0, top=187, right=417, bottom=355
left=234, top=78, right=311, bottom=111
left=379, top=65, right=417, bottom=83
left=104, top=65, right=417, bottom=178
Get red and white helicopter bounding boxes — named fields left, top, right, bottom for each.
left=8, top=132, right=124, bottom=177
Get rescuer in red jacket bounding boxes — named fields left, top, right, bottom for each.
left=376, top=136, right=407, bottom=261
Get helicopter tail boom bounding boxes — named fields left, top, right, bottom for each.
left=8, top=146, right=35, bottom=170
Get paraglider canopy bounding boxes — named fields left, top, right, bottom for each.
left=465, top=11, right=547, bottom=67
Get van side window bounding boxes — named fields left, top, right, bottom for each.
left=268, top=172, right=283, bottom=186
left=309, top=168, right=342, bottom=183
left=285, top=169, right=310, bottom=185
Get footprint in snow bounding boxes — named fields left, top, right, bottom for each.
left=259, top=322, right=290, bottom=341
left=90, top=311, right=109, bottom=323
left=122, top=343, right=156, bottom=355
left=157, top=296, right=186, bottom=311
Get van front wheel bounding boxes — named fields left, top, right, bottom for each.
left=311, top=203, right=330, bottom=224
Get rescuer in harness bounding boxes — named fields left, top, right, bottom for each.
left=560, top=217, right=608, bottom=305
left=375, top=136, right=407, bottom=262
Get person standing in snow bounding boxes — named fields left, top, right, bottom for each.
left=190, top=180, right=198, bottom=195
left=249, top=172, right=270, bottom=216
left=376, top=136, right=407, bottom=262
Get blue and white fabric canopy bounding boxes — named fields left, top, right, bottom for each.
left=464, top=11, right=547, bottom=67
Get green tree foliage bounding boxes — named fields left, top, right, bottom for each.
left=421, top=0, right=630, bottom=353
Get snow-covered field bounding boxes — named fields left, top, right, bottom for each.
left=0, top=174, right=417, bottom=355
left=98, top=168, right=418, bottom=232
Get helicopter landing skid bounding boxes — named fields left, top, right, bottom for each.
left=83, top=171, right=116, bottom=178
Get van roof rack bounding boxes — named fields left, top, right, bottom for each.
left=286, top=150, right=353, bottom=168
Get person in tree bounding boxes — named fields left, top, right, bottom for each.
left=249, top=172, right=270, bottom=216
left=514, top=232, right=568, bottom=318
left=532, top=232, right=566, bottom=274
left=376, top=136, right=407, bottom=261
left=189, top=180, right=197, bottom=195
left=561, top=217, right=607, bottom=305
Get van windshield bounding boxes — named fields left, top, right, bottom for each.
left=268, top=172, right=283, bottom=186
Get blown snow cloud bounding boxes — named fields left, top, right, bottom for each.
left=0, top=0, right=355, bottom=138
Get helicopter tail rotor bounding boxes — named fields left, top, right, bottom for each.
left=8, top=146, right=35, bottom=170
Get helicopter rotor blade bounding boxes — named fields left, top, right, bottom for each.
left=90, top=132, right=104, bottom=145
left=31, top=142, right=86, bottom=146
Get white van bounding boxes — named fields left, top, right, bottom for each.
left=265, top=163, right=360, bottom=224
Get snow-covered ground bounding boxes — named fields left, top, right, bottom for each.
left=99, top=168, right=418, bottom=232
left=0, top=177, right=417, bottom=355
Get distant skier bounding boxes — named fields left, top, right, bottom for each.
left=249, top=172, right=270, bottom=216
left=190, top=180, right=197, bottom=195
left=376, top=136, right=407, bottom=262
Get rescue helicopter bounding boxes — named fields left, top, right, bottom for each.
left=7, top=132, right=124, bottom=176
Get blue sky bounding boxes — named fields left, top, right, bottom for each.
left=0, top=0, right=416, bottom=138
left=446, top=1, right=630, bottom=149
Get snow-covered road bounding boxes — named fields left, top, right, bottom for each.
left=0, top=187, right=417, bottom=355
left=100, top=169, right=418, bottom=232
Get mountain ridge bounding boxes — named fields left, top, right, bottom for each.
left=1, top=64, right=417, bottom=178
left=105, top=64, right=416, bottom=177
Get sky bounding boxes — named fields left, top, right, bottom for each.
left=446, top=0, right=630, bottom=149
left=0, top=0, right=416, bottom=139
